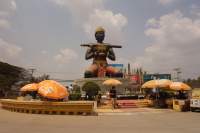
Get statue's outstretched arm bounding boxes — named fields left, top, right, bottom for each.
left=85, top=48, right=94, bottom=60
left=107, top=48, right=116, bottom=61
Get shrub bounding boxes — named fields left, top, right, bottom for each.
left=69, top=93, right=81, bottom=101
left=82, top=81, right=100, bottom=100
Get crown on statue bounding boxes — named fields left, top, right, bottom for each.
left=95, top=26, right=105, bottom=33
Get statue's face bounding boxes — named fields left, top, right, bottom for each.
left=95, top=31, right=105, bottom=43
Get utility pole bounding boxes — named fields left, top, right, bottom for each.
left=28, top=68, right=36, bottom=80
left=128, top=63, right=131, bottom=75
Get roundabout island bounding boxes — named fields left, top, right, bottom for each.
left=0, top=27, right=193, bottom=116
left=0, top=27, right=135, bottom=115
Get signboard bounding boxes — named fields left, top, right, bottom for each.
left=130, top=74, right=139, bottom=82
left=129, top=74, right=140, bottom=84
left=143, top=74, right=171, bottom=82
left=131, top=75, right=139, bottom=81
left=108, top=64, right=124, bottom=72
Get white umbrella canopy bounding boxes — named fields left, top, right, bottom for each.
left=103, top=78, right=122, bottom=86
left=170, top=82, right=191, bottom=91
left=142, top=79, right=172, bottom=89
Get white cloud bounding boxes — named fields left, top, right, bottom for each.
left=146, top=18, right=159, bottom=27
left=190, top=4, right=200, bottom=17
left=54, top=48, right=78, bottom=64
left=0, top=0, right=21, bottom=66
left=84, top=9, right=127, bottom=43
left=0, top=38, right=22, bottom=62
left=0, top=0, right=16, bottom=29
left=10, top=0, right=17, bottom=10
left=158, top=0, right=176, bottom=5
left=134, top=10, right=200, bottom=78
left=41, top=50, right=48, bottom=55
left=51, top=0, right=103, bottom=18
left=50, top=0, right=127, bottom=44
left=0, top=19, right=11, bottom=29
left=0, top=11, right=9, bottom=17
left=0, top=0, right=17, bottom=13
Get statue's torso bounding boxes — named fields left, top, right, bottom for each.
left=93, top=44, right=109, bottom=66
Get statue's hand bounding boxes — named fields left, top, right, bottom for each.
left=91, top=46, right=99, bottom=56
left=91, top=45, right=97, bottom=52
left=98, top=52, right=106, bottom=56
left=94, top=51, right=99, bottom=56
left=107, top=48, right=116, bottom=60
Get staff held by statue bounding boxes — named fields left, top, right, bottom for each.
left=81, top=44, right=122, bottom=49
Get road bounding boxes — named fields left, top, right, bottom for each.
left=0, top=108, right=199, bottom=133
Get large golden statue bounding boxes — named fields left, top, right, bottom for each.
left=81, top=27, right=123, bottom=78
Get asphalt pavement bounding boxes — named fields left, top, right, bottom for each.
left=0, top=107, right=200, bottom=133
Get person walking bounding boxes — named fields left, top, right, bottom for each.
left=109, top=86, right=117, bottom=109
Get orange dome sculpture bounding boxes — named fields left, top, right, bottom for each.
left=20, top=83, right=38, bottom=92
left=38, top=80, right=69, bottom=100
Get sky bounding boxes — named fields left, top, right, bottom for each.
left=0, top=0, right=200, bottom=80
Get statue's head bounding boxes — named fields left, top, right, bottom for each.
left=95, top=26, right=105, bottom=43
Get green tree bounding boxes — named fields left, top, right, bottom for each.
left=82, top=81, right=100, bottom=100
left=184, top=77, right=200, bottom=88
left=0, top=62, right=27, bottom=92
left=31, top=74, right=50, bottom=83
left=197, top=76, right=200, bottom=82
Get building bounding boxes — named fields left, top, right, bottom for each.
left=143, top=74, right=171, bottom=83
